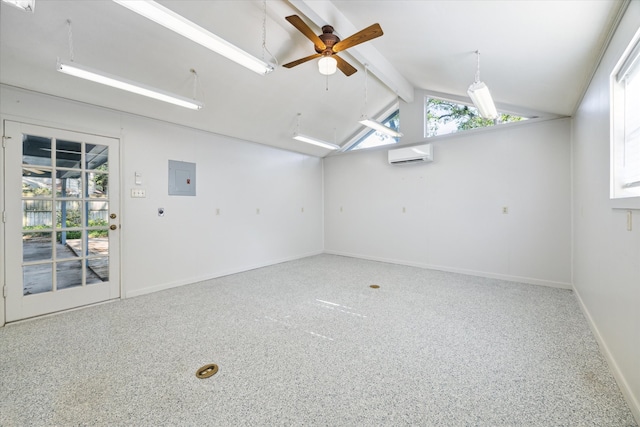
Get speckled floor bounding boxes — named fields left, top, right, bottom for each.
left=0, top=255, right=636, bottom=426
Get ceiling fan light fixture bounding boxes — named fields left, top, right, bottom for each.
left=359, top=116, right=403, bottom=138
left=112, top=0, right=274, bottom=75
left=2, top=0, right=35, bottom=12
left=293, top=133, right=339, bottom=150
left=318, top=56, right=337, bottom=75
left=57, top=61, right=204, bottom=110
left=467, top=81, right=498, bottom=120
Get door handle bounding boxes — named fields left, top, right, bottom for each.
left=110, top=224, right=117, bottom=230
left=110, top=213, right=117, bottom=219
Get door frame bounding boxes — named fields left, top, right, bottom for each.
left=2, top=118, right=122, bottom=325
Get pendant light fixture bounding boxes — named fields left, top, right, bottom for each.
left=57, top=61, right=204, bottom=110
left=293, top=113, right=340, bottom=150
left=358, top=65, right=403, bottom=138
left=113, top=0, right=274, bottom=75
left=467, top=50, right=498, bottom=120
left=57, top=19, right=203, bottom=110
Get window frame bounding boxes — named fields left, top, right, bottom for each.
left=423, top=95, right=529, bottom=139
left=610, top=27, right=640, bottom=208
left=343, top=101, right=401, bottom=152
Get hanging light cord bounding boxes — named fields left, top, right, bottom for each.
left=262, top=0, right=278, bottom=67
left=67, top=19, right=75, bottom=62
left=362, top=64, right=369, bottom=116
left=474, top=50, right=481, bottom=83
left=191, top=69, right=198, bottom=101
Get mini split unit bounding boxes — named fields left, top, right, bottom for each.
left=388, top=144, right=433, bottom=165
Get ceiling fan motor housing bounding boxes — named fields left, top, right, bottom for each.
left=316, top=25, right=340, bottom=55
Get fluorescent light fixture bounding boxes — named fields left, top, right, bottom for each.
left=468, top=51, right=498, bottom=120
left=318, top=56, right=337, bottom=75
left=359, top=116, right=403, bottom=138
left=1, top=0, right=34, bottom=12
left=57, top=61, right=204, bottom=110
left=113, top=0, right=274, bottom=75
left=467, top=81, right=498, bottom=120
left=293, top=133, right=340, bottom=150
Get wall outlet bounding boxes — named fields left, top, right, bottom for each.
left=502, top=206, right=509, bottom=214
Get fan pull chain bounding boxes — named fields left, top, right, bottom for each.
left=474, top=50, right=481, bottom=83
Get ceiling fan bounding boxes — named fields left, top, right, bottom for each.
left=283, top=15, right=383, bottom=76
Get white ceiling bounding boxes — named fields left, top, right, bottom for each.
left=0, top=0, right=624, bottom=157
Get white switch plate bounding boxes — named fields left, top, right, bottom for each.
left=131, top=188, right=146, bottom=198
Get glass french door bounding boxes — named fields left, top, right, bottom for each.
left=3, top=121, right=120, bottom=322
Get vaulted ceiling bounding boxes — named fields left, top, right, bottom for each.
left=0, top=0, right=625, bottom=157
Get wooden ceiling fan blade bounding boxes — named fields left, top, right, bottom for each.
left=283, top=53, right=323, bottom=68
left=333, top=23, right=383, bottom=53
left=285, top=15, right=326, bottom=51
left=335, top=55, right=358, bottom=76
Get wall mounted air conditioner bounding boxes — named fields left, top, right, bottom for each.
left=388, top=144, right=433, bottom=165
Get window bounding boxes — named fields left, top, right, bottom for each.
left=348, top=109, right=400, bottom=151
left=611, top=31, right=640, bottom=201
left=425, top=97, right=527, bottom=138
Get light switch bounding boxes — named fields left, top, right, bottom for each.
left=135, top=171, right=143, bottom=185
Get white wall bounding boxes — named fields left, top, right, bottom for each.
left=324, top=117, right=572, bottom=287
left=0, top=86, right=324, bottom=319
left=572, top=0, right=640, bottom=421
left=119, top=116, right=324, bottom=297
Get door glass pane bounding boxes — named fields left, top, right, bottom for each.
left=56, top=140, right=82, bottom=169
left=87, top=201, right=108, bottom=227
left=88, top=233, right=108, bottom=255
left=56, top=170, right=82, bottom=198
left=86, top=144, right=108, bottom=170
left=22, top=169, right=53, bottom=198
left=56, top=260, right=83, bottom=290
left=56, top=231, right=82, bottom=259
left=23, top=200, right=52, bottom=230
left=23, top=232, right=52, bottom=262
left=87, top=171, right=108, bottom=198
left=23, top=264, right=52, bottom=295
left=56, top=200, right=82, bottom=228
left=22, top=135, right=52, bottom=167
left=87, top=257, right=109, bottom=284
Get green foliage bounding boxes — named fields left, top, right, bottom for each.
left=91, top=166, right=108, bottom=195
left=426, top=98, right=524, bottom=137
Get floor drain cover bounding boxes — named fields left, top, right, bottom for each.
left=196, top=363, right=219, bottom=379
left=370, top=285, right=380, bottom=289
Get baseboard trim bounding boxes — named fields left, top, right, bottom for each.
left=323, top=250, right=572, bottom=289
left=573, top=286, right=640, bottom=425
left=124, top=250, right=324, bottom=299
